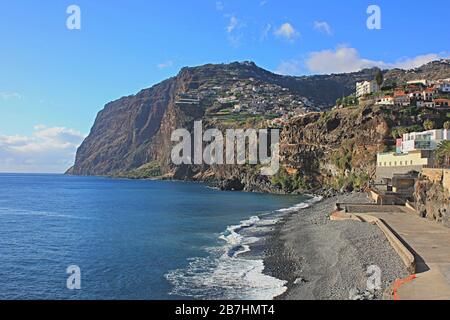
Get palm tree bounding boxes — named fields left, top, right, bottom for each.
left=436, top=141, right=450, bottom=167
left=391, top=128, right=398, bottom=140
left=423, top=120, right=435, bottom=131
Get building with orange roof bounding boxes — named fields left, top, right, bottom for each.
left=422, top=87, right=436, bottom=101
left=376, top=96, right=394, bottom=106
left=394, top=91, right=410, bottom=106
left=434, top=98, right=450, bottom=108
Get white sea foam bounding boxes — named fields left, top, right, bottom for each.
left=165, top=255, right=287, bottom=300
left=276, top=195, right=323, bottom=213
left=165, top=195, right=323, bottom=300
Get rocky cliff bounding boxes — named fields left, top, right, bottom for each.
left=279, top=102, right=448, bottom=193
left=414, top=178, right=450, bottom=227
left=68, top=61, right=381, bottom=176
left=68, top=60, right=450, bottom=193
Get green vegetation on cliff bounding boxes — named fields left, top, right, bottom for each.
left=270, top=168, right=311, bottom=193
left=117, top=162, right=161, bottom=179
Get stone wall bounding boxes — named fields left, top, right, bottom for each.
left=376, top=165, right=423, bottom=181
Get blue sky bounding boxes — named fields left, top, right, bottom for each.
left=0, top=0, right=449, bottom=172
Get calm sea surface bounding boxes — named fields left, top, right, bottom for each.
left=0, top=173, right=312, bottom=299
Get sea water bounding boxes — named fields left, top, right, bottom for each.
left=0, top=173, right=319, bottom=299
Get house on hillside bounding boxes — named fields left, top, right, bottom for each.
left=437, top=80, right=450, bottom=93
left=434, top=98, right=450, bottom=108
left=417, top=100, right=436, bottom=108
left=356, top=80, right=380, bottom=97
left=394, top=91, right=410, bottom=106
left=376, top=96, right=394, bottom=106
left=376, top=129, right=450, bottom=181
left=423, top=87, right=436, bottom=101
left=402, top=129, right=450, bottom=153
left=409, top=91, right=423, bottom=101
left=407, top=79, right=430, bottom=87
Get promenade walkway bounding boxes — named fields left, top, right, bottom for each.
left=345, top=204, right=450, bottom=300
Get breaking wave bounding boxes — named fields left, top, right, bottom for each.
left=165, top=195, right=323, bottom=300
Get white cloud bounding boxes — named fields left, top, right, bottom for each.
left=275, top=46, right=447, bottom=76
left=0, top=92, right=22, bottom=101
left=274, top=22, right=299, bottom=40
left=260, top=23, right=272, bottom=41
left=227, top=15, right=239, bottom=33
left=225, top=15, right=245, bottom=47
left=389, top=54, right=443, bottom=70
left=216, top=1, right=224, bottom=11
left=305, top=46, right=382, bottom=74
left=304, top=46, right=446, bottom=74
left=156, top=60, right=174, bottom=69
left=0, top=126, right=85, bottom=173
left=313, top=21, right=332, bottom=35
left=275, top=60, right=301, bottom=75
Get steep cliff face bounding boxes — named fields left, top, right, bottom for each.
left=280, top=105, right=390, bottom=189
left=70, top=78, right=176, bottom=175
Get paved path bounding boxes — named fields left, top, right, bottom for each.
left=349, top=206, right=450, bottom=300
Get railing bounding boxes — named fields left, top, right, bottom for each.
left=423, top=165, right=450, bottom=169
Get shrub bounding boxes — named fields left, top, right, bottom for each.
left=331, top=147, right=353, bottom=172
left=270, top=168, right=311, bottom=192
left=119, top=162, right=161, bottom=179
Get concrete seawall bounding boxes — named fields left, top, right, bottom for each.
left=330, top=211, right=416, bottom=274
left=332, top=200, right=450, bottom=300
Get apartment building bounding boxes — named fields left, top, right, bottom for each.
left=356, top=80, right=380, bottom=97
left=402, top=129, right=450, bottom=153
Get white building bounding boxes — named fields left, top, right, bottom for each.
left=437, top=81, right=450, bottom=93
left=218, top=96, right=238, bottom=104
left=409, top=88, right=434, bottom=101
left=408, top=91, right=423, bottom=100
left=376, top=96, right=394, bottom=106
left=401, top=129, right=450, bottom=153
left=407, top=79, right=430, bottom=86
left=416, top=100, right=436, bottom=108
left=423, top=88, right=435, bottom=101
left=356, top=80, right=380, bottom=97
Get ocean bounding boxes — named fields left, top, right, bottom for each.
left=0, top=173, right=319, bottom=300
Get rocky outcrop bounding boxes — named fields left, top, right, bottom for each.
left=414, top=178, right=450, bottom=227
left=280, top=105, right=390, bottom=189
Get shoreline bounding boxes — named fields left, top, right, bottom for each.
left=262, top=192, right=409, bottom=300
